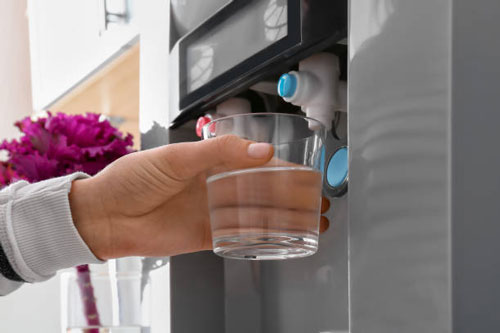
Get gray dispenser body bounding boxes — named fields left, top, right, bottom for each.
left=139, top=0, right=500, bottom=332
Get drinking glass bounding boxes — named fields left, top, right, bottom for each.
left=202, top=113, right=326, bottom=260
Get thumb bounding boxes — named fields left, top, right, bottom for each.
left=156, top=135, right=274, bottom=181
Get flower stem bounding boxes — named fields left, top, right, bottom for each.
left=76, top=264, right=101, bottom=333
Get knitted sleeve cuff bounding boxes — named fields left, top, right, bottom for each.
left=1, top=173, right=105, bottom=283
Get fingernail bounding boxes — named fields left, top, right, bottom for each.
left=247, top=143, right=272, bottom=159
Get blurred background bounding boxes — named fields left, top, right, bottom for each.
left=0, top=0, right=169, bottom=331
left=3, top=0, right=140, bottom=148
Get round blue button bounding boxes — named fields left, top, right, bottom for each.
left=327, top=147, right=348, bottom=188
left=277, top=73, right=297, bottom=98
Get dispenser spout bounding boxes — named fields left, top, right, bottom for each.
left=277, top=53, right=346, bottom=130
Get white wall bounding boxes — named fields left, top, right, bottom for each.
left=0, top=275, right=62, bottom=332
left=137, top=0, right=171, bottom=133
left=28, top=0, right=139, bottom=111
left=0, top=1, right=62, bottom=333
left=0, top=0, right=33, bottom=140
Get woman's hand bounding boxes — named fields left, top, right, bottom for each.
left=69, top=135, right=330, bottom=260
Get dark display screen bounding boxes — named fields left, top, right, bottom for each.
left=185, top=0, right=289, bottom=93
left=178, top=0, right=301, bottom=112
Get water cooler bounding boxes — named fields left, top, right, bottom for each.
left=140, top=0, right=500, bottom=332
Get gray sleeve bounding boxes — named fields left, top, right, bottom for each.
left=0, top=173, right=105, bottom=295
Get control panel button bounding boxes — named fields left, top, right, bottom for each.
left=327, top=147, right=348, bottom=188
left=277, top=73, right=298, bottom=98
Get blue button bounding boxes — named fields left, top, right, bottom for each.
left=327, top=147, right=348, bottom=188
left=277, top=73, right=297, bottom=98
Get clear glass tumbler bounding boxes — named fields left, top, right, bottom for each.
left=202, top=113, right=326, bottom=260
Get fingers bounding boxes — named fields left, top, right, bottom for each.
left=321, top=197, right=330, bottom=214
left=154, top=135, right=274, bottom=181
left=211, top=207, right=331, bottom=236
left=319, top=198, right=330, bottom=233
left=210, top=206, right=320, bottom=236
left=207, top=168, right=322, bottom=211
left=319, top=216, right=330, bottom=233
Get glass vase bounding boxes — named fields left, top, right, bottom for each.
left=61, top=258, right=153, bottom=333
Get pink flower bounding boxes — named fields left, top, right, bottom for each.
left=0, top=112, right=134, bottom=183
left=0, top=162, right=23, bottom=188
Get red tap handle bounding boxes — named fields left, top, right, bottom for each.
left=196, top=115, right=213, bottom=137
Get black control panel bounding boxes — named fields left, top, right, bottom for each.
left=171, top=0, right=347, bottom=127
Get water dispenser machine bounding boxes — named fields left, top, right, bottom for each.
left=140, top=0, right=500, bottom=332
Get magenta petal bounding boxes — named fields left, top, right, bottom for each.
left=2, top=112, right=134, bottom=182
left=0, top=162, right=23, bottom=188
left=10, top=153, right=59, bottom=182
